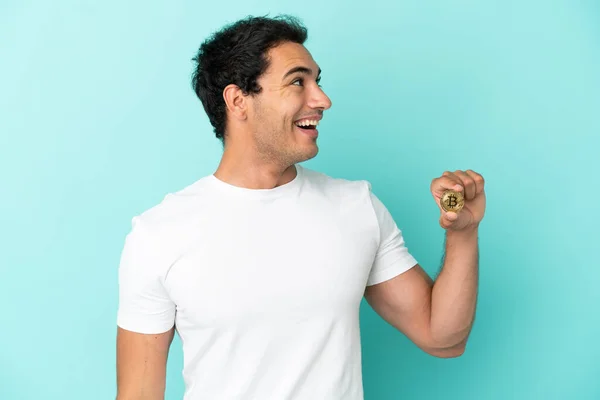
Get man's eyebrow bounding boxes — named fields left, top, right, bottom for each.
left=282, top=66, right=322, bottom=80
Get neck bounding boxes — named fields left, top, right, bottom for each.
left=214, top=139, right=297, bottom=190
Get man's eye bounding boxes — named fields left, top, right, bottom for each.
left=292, top=78, right=304, bottom=86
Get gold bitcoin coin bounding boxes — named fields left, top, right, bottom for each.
left=440, top=190, right=464, bottom=213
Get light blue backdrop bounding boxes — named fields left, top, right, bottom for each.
left=1, top=1, right=598, bottom=399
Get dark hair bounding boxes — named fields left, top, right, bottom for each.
left=191, top=15, right=308, bottom=143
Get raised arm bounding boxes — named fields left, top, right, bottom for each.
left=364, top=169, right=485, bottom=357
left=116, top=327, right=175, bottom=400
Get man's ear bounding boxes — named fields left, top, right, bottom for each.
left=223, top=84, right=247, bottom=121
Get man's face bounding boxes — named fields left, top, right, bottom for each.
left=246, top=41, right=332, bottom=164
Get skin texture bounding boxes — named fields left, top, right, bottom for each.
left=116, top=327, right=174, bottom=400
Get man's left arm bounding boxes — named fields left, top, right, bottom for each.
left=364, top=169, right=485, bottom=358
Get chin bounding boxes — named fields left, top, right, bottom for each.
left=284, top=144, right=318, bottom=165
left=288, top=129, right=320, bottom=162
left=298, top=144, right=319, bottom=162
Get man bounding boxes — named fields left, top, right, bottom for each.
left=116, top=15, right=486, bottom=400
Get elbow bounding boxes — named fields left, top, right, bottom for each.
left=422, top=343, right=466, bottom=358
left=428, top=326, right=471, bottom=357
left=428, top=343, right=466, bottom=358
left=422, top=335, right=469, bottom=358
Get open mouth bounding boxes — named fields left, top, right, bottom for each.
left=294, top=119, right=320, bottom=130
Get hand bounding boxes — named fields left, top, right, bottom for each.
left=430, top=169, right=486, bottom=231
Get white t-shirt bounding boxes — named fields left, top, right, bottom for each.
left=117, top=164, right=418, bottom=400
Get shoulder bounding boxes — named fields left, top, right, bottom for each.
left=125, top=175, right=217, bottom=241
left=300, top=165, right=393, bottom=228
left=118, top=175, right=219, bottom=274
left=300, top=165, right=374, bottom=199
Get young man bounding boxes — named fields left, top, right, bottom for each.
left=116, top=15, right=486, bottom=400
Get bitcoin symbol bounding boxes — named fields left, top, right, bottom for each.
left=446, top=195, right=458, bottom=208
left=440, top=190, right=464, bottom=212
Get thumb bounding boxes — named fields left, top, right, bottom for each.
left=439, top=211, right=458, bottom=229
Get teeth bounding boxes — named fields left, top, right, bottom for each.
left=295, top=119, right=319, bottom=127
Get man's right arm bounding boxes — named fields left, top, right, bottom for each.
left=116, top=326, right=175, bottom=400
left=116, top=217, right=177, bottom=399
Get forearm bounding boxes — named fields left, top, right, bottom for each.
left=429, top=226, right=479, bottom=348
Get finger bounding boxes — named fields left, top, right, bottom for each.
left=432, top=173, right=463, bottom=197
left=443, top=171, right=465, bottom=192
left=465, top=169, right=485, bottom=195
left=454, top=170, right=476, bottom=200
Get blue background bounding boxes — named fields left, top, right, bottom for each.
left=1, top=1, right=598, bottom=399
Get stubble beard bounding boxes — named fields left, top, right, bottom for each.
left=253, top=120, right=317, bottom=167
left=251, top=101, right=318, bottom=167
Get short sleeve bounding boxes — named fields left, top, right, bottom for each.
left=366, top=190, right=418, bottom=286
left=116, top=217, right=176, bottom=334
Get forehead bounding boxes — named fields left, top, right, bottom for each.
left=264, top=42, right=319, bottom=77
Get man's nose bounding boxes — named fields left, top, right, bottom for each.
left=308, top=86, right=332, bottom=110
